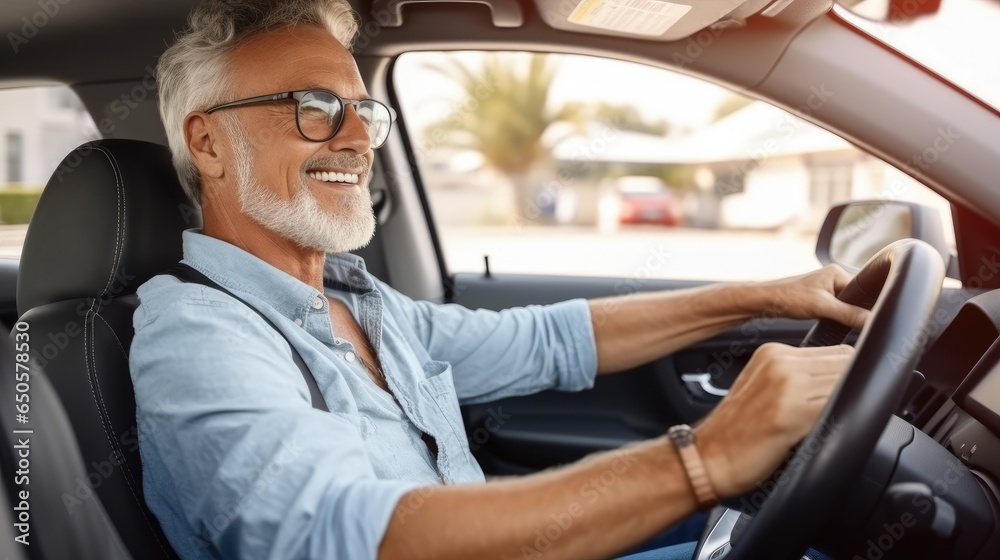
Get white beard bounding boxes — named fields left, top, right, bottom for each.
left=228, top=123, right=376, bottom=254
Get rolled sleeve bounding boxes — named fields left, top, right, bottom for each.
left=375, top=279, right=598, bottom=404
left=131, top=280, right=421, bottom=560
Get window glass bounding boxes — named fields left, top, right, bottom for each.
left=6, top=133, right=23, bottom=183
left=393, top=51, right=954, bottom=282
left=837, top=0, right=1000, bottom=112
left=0, top=85, right=98, bottom=258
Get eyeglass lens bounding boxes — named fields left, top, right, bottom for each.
left=297, top=91, right=391, bottom=147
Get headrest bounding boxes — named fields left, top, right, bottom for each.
left=17, top=139, right=201, bottom=313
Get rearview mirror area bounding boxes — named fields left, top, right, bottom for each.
left=816, top=200, right=957, bottom=277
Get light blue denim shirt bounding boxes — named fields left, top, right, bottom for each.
left=129, top=230, right=598, bottom=560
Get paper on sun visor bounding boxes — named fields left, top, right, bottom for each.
left=568, top=0, right=692, bottom=37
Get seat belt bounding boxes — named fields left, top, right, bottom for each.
left=163, top=263, right=329, bottom=412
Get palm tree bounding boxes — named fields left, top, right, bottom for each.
left=423, top=53, right=675, bottom=221
left=422, top=53, right=577, bottom=221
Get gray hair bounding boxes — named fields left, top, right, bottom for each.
left=156, top=0, right=359, bottom=205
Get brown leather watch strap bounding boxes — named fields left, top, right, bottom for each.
left=667, top=424, right=719, bottom=509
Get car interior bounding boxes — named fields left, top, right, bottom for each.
left=1, top=0, right=1000, bottom=559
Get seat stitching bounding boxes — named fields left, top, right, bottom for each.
left=89, top=146, right=125, bottom=298
left=87, top=303, right=173, bottom=557
left=94, top=314, right=128, bottom=359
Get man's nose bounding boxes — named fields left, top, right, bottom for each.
left=325, top=104, right=372, bottom=154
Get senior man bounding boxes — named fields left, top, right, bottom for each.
left=131, top=1, right=866, bottom=559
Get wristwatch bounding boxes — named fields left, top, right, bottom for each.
left=667, top=424, right=719, bottom=509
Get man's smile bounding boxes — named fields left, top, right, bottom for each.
left=306, top=170, right=360, bottom=184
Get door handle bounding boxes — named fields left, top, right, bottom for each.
left=680, top=373, right=730, bottom=402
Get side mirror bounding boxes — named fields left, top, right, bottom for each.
left=816, top=200, right=958, bottom=278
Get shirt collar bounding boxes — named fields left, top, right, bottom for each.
left=180, top=229, right=373, bottom=321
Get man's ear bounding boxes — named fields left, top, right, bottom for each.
left=184, top=112, right=225, bottom=179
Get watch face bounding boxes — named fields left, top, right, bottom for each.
left=669, top=425, right=694, bottom=447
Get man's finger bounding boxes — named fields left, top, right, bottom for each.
left=829, top=265, right=854, bottom=295
left=823, top=298, right=870, bottom=330
left=752, top=344, right=854, bottom=361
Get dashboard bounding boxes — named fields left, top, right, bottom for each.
left=898, top=288, right=1000, bottom=558
left=918, top=289, right=1000, bottom=479
left=805, top=288, right=1000, bottom=559
left=955, top=341, right=1000, bottom=437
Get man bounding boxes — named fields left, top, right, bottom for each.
left=131, top=1, right=865, bottom=559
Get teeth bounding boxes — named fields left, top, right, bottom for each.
left=307, top=171, right=360, bottom=184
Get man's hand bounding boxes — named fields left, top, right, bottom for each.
left=759, top=264, right=869, bottom=330
left=695, top=342, right=854, bottom=497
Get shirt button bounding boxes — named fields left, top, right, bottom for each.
left=312, top=296, right=325, bottom=310
left=293, top=318, right=303, bottom=327
left=344, top=351, right=356, bottom=363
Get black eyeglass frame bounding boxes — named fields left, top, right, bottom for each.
left=204, top=89, right=397, bottom=147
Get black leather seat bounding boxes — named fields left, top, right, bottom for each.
left=0, top=331, right=130, bottom=560
left=16, top=139, right=200, bottom=559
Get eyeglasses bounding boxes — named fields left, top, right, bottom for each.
left=205, top=89, right=396, bottom=149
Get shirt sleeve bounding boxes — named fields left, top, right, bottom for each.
left=373, top=278, right=598, bottom=405
left=130, top=278, right=421, bottom=560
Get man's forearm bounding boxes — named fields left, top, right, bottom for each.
left=379, top=437, right=697, bottom=560
left=590, top=282, right=770, bottom=374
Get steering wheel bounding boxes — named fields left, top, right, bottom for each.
left=694, top=239, right=945, bottom=560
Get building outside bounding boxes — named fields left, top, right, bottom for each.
left=0, top=86, right=99, bottom=190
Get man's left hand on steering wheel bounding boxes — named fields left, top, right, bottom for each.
left=755, top=264, right=871, bottom=329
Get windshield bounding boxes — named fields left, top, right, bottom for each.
left=836, top=0, right=1000, bottom=112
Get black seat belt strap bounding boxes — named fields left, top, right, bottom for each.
left=163, top=263, right=329, bottom=412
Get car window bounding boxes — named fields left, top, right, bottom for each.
left=0, top=85, right=99, bottom=259
left=393, top=51, right=955, bottom=282
left=837, top=0, right=1000, bottom=112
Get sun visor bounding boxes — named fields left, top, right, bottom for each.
left=536, top=0, right=776, bottom=40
